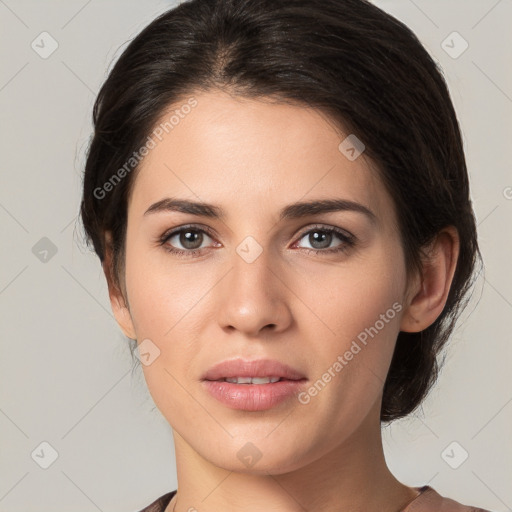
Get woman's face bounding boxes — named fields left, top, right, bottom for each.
left=113, top=89, right=414, bottom=473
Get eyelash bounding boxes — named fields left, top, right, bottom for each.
left=158, top=223, right=356, bottom=259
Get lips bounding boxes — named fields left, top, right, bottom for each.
left=202, top=378, right=307, bottom=411
left=202, top=358, right=307, bottom=382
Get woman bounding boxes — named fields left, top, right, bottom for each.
left=80, top=0, right=491, bottom=510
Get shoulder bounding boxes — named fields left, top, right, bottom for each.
left=133, top=487, right=494, bottom=512
left=134, top=490, right=177, bottom=512
left=405, top=486, right=493, bottom=512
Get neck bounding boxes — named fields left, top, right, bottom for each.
left=167, top=402, right=418, bottom=512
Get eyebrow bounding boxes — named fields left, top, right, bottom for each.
left=144, top=197, right=377, bottom=225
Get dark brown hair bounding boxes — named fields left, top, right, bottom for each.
left=80, top=0, right=482, bottom=423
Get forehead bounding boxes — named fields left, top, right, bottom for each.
left=129, top=90, right=394, bottom=224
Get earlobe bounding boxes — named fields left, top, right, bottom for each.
left=399, top=226, right=460, bottom=333
left=102, top=232, right=137, bottom=340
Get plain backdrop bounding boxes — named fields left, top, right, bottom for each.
left=0, top=1, right=511, bottom=511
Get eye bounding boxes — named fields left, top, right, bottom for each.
left=293, top=225, right=356, bottom=255
left=158, top=223, right=356, bottom=258
left=159, top=225, right=218, bottom=258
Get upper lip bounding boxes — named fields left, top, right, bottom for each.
left=202, top=358, right=307, bottom=381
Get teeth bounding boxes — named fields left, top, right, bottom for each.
left=224, top=376, right=281, bottom=384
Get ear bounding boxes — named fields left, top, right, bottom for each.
left=102, top=231, right=137, bottom=340
left=400, top=226, right=460, bottom=333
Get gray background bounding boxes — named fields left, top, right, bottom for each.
left=0, top=0, right=511, bottom=511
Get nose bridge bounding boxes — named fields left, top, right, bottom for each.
left=230, top=235, right=278, bottom=301
left=216, top=234, right=291, bottom=334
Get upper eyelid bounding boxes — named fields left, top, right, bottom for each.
left=162, top=224, right=216, bottom=240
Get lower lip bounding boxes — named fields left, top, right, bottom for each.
left=202, top=379, right=307, bottom=411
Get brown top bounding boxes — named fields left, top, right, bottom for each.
left=135, top=485, right=493, bottom=512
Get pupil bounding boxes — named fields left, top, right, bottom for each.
left=310, top=231, right=331, bottom=249
left=181, top=230, right=202, bottom=249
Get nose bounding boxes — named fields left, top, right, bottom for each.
left=216, top=244, right=293, bottom=337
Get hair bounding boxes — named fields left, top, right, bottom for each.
left=80, top=0, right=482, bottom=423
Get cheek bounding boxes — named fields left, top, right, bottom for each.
left=125, top=262, right=207, bottom=416
left=296, top=252, right=405, bottom=344
left=292, top=246, right=407, bottom=396
left=123, top=242, right=213, bottom=395
left=295, top=261, right=404, bottom=416
left=123, top=242, right=211, bottom=340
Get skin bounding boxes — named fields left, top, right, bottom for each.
left=103, top=89, right=459, bottom=512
